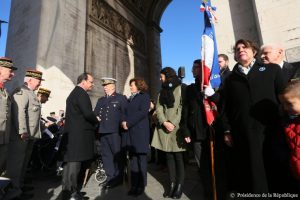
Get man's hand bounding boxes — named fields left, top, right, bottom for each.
left=204, top=85, right=215, bottom=97
left=163, top=121, right=175, bottom=133
left=224, top=132, right=233, bottom=147
left=185, top=137, right=191, bottom=143
left=122, top=121, right=128, bottom=130
left=20, top=132, right=29, bottom=141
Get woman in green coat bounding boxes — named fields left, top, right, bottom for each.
left=151, top=67, right=190, bottom=199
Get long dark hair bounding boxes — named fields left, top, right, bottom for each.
left=159, top=67, right=181, bottom=108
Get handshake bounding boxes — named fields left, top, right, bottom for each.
left=121, top=121, right=128, bottom=130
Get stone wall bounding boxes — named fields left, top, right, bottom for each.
left=212, top=0, right=300, bottom=67
left=5, top=0, right=170, bottom=116
left=6, top=0, right=87, bottom=116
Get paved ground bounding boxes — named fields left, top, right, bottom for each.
left=28, top=161, right=211, bottom=200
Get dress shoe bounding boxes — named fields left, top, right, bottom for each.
left=60, top=190, right=71, bottom=200
left=172, top=184, right=183, bottom=199
left=103, top=179, right=122, bottom=189
left=127, top=188, right=137, bottom=196
left=135, top=187, right=144, bottom=196
left=163, top=182, right=175, bottom=198
left=127, top=187, right=144, bottom=196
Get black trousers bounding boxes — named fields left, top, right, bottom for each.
left=166, top=152, right=185, bottom=185
left=62, top=162, right=81, bottom=192
left=130, top=153, right=147, bottom=189
left=100, top=133, right=122, bottom=182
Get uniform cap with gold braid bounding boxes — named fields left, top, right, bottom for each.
left=101, top=77, right=117, bottom=86
left=37, top=87, right=51, bottom=97
left=25, top=69, right=44, bottom=80
left=0, top=57, right=17, bottom=70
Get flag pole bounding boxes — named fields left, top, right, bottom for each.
left=200, top=1, right=220, bottom=199
left=209, top=125, right=217, bottom=200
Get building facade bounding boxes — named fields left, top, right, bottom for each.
left=212, top=0, right=300, bottom=68
left=5, top=0, right=171, bottom=115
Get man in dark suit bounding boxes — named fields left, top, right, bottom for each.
left=261, top=44, right=300, bottom=84
left=94, top=77, right=127, bottom=190
left=62, top=73, right=99, bottom=200
left=260, top=44, right=300, bottom=192
left=218, top=54, right=231, bottom=83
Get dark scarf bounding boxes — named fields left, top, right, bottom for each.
left=159, top=76, right=181, bottom=108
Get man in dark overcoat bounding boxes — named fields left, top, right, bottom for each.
left=94, top=77, right=127, bottom=189
left=261, top=44, right=300, bottom=84
left=62, top=73, right=99, bottom=200
left=184, top=59, right=220, bottom=198
left=260, top=44, right=300, bottom=192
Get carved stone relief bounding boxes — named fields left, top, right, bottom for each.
left=90, top=0, right=145, bottom=53
left=118, top=0, right=152, bottom=21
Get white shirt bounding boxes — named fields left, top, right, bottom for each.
left=238, top=59, right=256, bottom=75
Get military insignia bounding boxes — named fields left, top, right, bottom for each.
left=259, top=67, right=266, bottom=71
left=33, top=105, right=40, bottom=112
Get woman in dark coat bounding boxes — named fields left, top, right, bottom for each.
left=122, top=78, right=150, bottom=196
left=221, top=39, right=285, bottom=193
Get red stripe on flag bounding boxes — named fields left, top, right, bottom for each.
left=204, top=99, right=218, bottom=126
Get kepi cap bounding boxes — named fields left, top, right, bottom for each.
left=101, top=77, right=117, bottom=86
left=25, top=69, right=44, bottom=80
left=0, top=57, right=17, bottom=70
left=37, top=87, right=51, bottom=97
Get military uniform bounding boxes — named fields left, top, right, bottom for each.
left=5, top=70, right=43, bottom=199
left=94, top=78, right=128, bottom=186
left=94, top=93, right=128, bottom=184
left=0, top=88, right=12, bottom=176
left=0, top=57, right=17, bottom=175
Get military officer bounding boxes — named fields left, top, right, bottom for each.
left=5, top=69, right=43, bottom=200
left=0, top=57, right=17, bottom=175
left=94, top=77, right=128, bottom=189
left=37, top=87, right=51, bottom=104
left=29, top=87, right=52, bottom=170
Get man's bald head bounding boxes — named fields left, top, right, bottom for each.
left=260, top=44, right=284, bottom=65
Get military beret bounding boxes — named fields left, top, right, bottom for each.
left=101, top=77, right=117, bottom=86
left=37, top=87, right=51, bottom=97
left=0, top=57, right=17, bottom=70
left=25, top=69, right=44, bottom=80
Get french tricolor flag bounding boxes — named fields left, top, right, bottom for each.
left=200, top=1, right=220, bottom=125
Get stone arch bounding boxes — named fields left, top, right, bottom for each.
left=5, top=0, right=172, bottom=115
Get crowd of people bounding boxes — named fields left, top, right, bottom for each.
left=0, top=38, right=300, bottom=200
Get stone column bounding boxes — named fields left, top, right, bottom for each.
left=6, top=0, right=87, bottom=116
left=147, top=22, right=162, bottom=100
